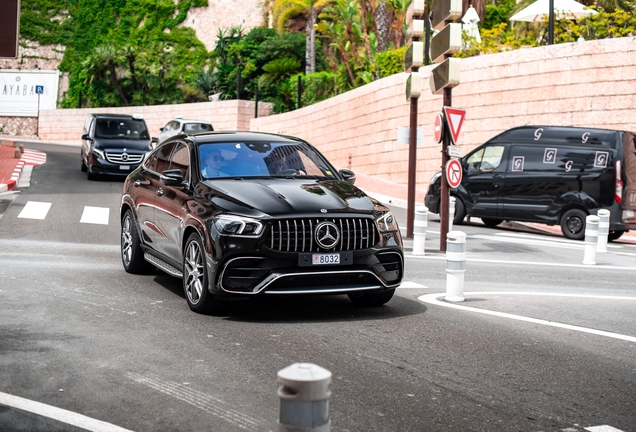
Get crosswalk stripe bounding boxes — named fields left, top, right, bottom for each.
left=80, top=206, right=110, bottom=225
left=17, top=201, right=51, bottom=220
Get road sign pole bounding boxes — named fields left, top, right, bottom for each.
left=440, top=87, right=452, bottom=251
left=36, top=93, right=41, bottom=137
left=407, top=95, right=418, bottom=239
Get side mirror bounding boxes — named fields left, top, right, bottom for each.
left=339, top=169, right=356, bottom=185
left=159, top=127, right=164, bottom=132
left=160, top=169, right=185, bottom=186
left=81, top=134, right=92, bottom=141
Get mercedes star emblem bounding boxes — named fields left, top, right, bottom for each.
left=315, top=221, right=340, bottom=249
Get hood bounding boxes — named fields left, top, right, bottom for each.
left=93, top=138, right=151, bottom=152
left=206, top=179, right=376, bottom=216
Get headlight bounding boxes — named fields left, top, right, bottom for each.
left=376, top=211, right=399, bottom=233
left=92, top=148, right=105, bottom=159
left=430, top=171, right=442, bottom=185
left=214, top=215, right=263, bottom=236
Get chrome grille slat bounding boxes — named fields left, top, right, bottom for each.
left=105, top=152, right=144, bottom=164
left=267, top=217, right=377, bottom=252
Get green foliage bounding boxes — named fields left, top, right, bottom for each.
left=554, top=8, right=636, bottom=41
left=21, top=0, right=210, bottom=108
left=293, top=72, right=337, bottom=107
left=373, top=46, right=407, bottom=78
left=484, top=0, right=517, bottom=30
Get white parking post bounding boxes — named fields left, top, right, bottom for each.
left=278, top=363, right=331, bottom=432
left=445, top=231, right=466, bottom=302
left=448, top=196, right=456, bottom=232
left=596, top=209, right=610, bottom=253
left=582, top=215, right=599, bottom=265
left=412, top=205, right=428, bottom=256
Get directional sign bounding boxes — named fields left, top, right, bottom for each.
left=443, top=106, right=466, bottom=145
left=406, top=72, right=422, bottom=100
left=430, top=0, right=462, bottom=31
left=434, top=113, right=444, bottom=143
left=35, top=85, right=44, bottom=95
left=445, top=159, right=463, bottom=188
left=430, top=23, right=462, bottom=64
left=430, top=58, right=460, bottom=94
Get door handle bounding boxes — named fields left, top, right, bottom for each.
left=157, top=188, right=164, bottom=196
left=134, top=181, right=141, bottom=187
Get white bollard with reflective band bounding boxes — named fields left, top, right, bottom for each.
left=445, top=230, right=466, bottom=302
left=278, top=363, right=331, bottom=432
left=596, top=209, right=610, bottom=253
left=582, top=215, right=599, bottom=265
left=412, top=205, right=428, bottom=256
left=448, top=196, right=456, bottom=232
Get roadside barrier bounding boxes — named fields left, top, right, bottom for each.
left=583, top=215, right=599, bottom=265
left=596, top=209, right=610, bottom=253
left=412, top=205, right=428, bottom=256
left=278, top=363, right=331, bottom=432
left=448, top=196, right=455, bottom=232
left=445, top=231, right=466, bottom=302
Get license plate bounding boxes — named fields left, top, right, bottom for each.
left=119, top=165, right=130, bottom=170
left=312, top=253, right=340, bottom=265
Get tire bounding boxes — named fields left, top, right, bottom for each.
left=608, top=230, right=625, bottom=242
left=183, top=233, right=221, bottom=314
left=560, top=208, right=587, bottom=240
left=121, top=210, right=153, bottom=274
left=481, top=218, right=502, bottom=227
left=348, top=289, right=395, bottom=306
left=452, top=197, right=466, bottom=226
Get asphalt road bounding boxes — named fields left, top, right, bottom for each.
left=0, top=143, right=635, bottom=432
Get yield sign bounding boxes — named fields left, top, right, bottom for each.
left=445, top=159, right=463, bottom=188
left=443, top=106, right=466, bottom=145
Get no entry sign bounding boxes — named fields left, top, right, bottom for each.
left=445, top=158, right=462, bottom=188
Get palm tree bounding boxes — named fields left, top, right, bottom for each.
left=273, top=0, right=334, bottom=74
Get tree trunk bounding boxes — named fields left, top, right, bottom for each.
left=108, top=61, right=129, bottom=106
left=306, top=7, right=317, bottom=74
left=376, top=1, right=389, bottom=52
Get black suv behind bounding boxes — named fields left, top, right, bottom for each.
left=81, top=113, right=153, bottom=180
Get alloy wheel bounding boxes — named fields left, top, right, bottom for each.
left=184, top=240, right=204, bottom=305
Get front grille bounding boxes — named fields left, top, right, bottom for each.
left=106, top=152, right=144, bottom=164
left=266, top=217, right=378, bottom=252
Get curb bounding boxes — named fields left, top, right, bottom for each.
left=1, top=160, right=24, bottom=193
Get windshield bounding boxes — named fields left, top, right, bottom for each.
left=95, top=118, right=149, bottom=140
left=199, top=141, right=338, bottom=180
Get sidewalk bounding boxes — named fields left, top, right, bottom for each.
left=0, top=142, right=23, bottom=192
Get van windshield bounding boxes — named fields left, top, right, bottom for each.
left=95, top=119, right=149, bottom=140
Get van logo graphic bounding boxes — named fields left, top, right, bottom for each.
left=565, top=160, right=574, bottom=172
left=582, top=132, right=590, bottom=143
left=543, top=148, right=557, bottom=164
left=512, top=156, right=525, bottom=172
left=534, top=128, right=543, bottom=140
left=594, top=151, right=609, bottom=168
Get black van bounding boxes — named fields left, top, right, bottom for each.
left=425, top=126, right=636, bottom=240
left=81, top=113, right=153, bottom=180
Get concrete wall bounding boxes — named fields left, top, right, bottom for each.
left=36, top=100, right=272, bottom=143
left=249, top=37, right=636, bottom=202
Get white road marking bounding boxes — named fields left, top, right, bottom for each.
left=80, top=206, right=110, bottom=225
left=418, top=292, right=636, bottom=343
left=471, top=233, right=586, bottom=250
left=17, top=201, right=51, bottom=220
left=0, top=391, right=134, bottom=432
left=405, top=254, right=636, bottom=271
left=585, top=426, right=626, bottom=432
left=399, top=281, right=428, bottom=289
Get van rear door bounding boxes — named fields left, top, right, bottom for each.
left=622, top=132, right=636, bottom=224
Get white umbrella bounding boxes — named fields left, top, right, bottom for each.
left=509, top=0, right=597, bottom=22
left=462, top=5, right=481, bottom=45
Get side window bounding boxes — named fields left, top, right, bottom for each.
left=144, top=150, right=159, bottom=172
left=465, top=146, right=504, bottom=173
left=169, top=143, right=190, bottom=181
left=155, top=143, right=177, bottom=174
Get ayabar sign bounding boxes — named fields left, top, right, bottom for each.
left=0, top=70, right=59, bottom=117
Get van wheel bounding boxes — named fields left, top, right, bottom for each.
left=453, top=198, right=466, bottom=225
left=481, top=218, right=502, bottom=227
left=608, top=230, right=625, bottom=241
left=560, top=209, right=587, bottom=240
